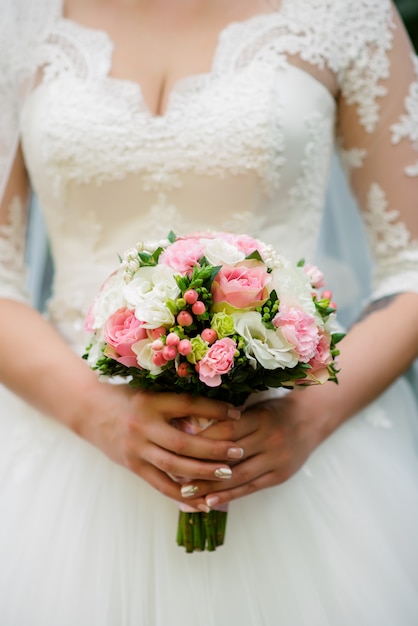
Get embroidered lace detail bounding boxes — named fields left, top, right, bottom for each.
left=37, top=18, right=113, bottom=83
left=129, top=194, right=268, bottom=242
left=391, top=55, right=418, bottom=177
left=0, top=196, right=29, bottom=303
left=364, top=184, right=418, bottom=298
left=218, top=1, right=394, bottom=133
left=338, top=146, right=367, bottom=176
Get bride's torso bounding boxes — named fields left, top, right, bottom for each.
left=19, top=0, right=345, bottom=346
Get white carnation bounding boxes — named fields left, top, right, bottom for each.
left=202, top=238, right=245, bottom=266
left=233, top=312, right=298, bottom=370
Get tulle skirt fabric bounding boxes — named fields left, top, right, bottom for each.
left=1, top=378, right=418, bottom=626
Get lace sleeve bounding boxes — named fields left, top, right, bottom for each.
left=0, top=0, right=59, bottom=304
left=336, top=1, right=418, bottom=302
left=0, top=147, right=31, bottom=304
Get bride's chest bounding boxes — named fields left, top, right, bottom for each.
left=20, top=11, right=336, bottom=195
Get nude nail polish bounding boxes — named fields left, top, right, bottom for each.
left=227, top=447, right=244, bottom=460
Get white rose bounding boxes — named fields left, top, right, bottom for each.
left=233, top=311, right=298, bottom=370
left=132, top=339, right=163, bottom=375
left=123, top=264, right=179, bottom=309
left=202, top=238, right=245, bottom=266
left=135, top=298, right=175, bottom=328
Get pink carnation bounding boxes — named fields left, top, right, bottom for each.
left=273, top=304, right=319, bottom=362
left=159, top=239, right=205, bottom=275
left=304, top=331, right=333, bottom=384
left=103, top=307, right=147, bottom=367
left=304, top=264, right=325, bottom=289
left=212, top=261, right=270, bottom=309
left=198, top=337, right=237, bottom=387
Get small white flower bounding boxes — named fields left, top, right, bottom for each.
left=132, top=339, right=163, bottom=375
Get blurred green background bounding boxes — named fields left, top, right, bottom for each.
left=395, top=0, right=418, bottom=51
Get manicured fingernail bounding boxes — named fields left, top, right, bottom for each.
left=214, top=467, right=232, bottom=479
left=228, top=407, right=241, bottom=420
left=197, top=504, right=211, bottom=513
left=206, top=496, right=220, bottom=508
left=227, top=447, right=244, bottom=460
left=181, top=485, right=198, bottom=498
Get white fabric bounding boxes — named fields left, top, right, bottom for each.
left=1, top=1, right=418, bottom=624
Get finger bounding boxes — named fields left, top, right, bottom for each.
left=144, top=442, right=236, bottom=483
left=146, top=419, right=245, bottom=462
left=137, top=391, right=241, bottom=422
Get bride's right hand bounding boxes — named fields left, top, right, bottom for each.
left=78, top=381, right=241, bottom=501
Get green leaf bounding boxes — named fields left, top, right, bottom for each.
left=245, top=250, right=263, bottom=262
left=167, top=231, right=177, bottom=244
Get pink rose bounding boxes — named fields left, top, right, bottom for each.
left=103, top=307, right=147, bottom=367
left=273, top=304, right=319, bottom=362
left=198, top=337, right=237, bottom=387
left=211, top=261, right=270, bottom=309
left=159, top=239, right=205, bottom=275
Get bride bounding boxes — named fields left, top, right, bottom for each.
left=1, top=0, right=418, bottom=624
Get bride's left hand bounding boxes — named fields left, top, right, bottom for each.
left=180, top=391, right=329, bottom=510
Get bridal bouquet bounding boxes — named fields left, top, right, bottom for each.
left=84, top=231, right=343, bottom=552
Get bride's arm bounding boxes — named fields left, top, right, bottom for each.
left=179, top=1, right=418, bottom=509
left=0, top=148, right=242, bottom=503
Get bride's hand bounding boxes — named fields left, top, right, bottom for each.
left=78, top=381, right=242, bottom=502
left=178, top=391, right=330, bottom=510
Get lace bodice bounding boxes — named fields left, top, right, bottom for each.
left=1, top=0, right=418, bottom=350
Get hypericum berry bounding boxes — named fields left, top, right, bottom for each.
left=177, top=362, right=190, bottom=377
left=321, top=290, right=333, bottom=301
left=195, top=362, right=201, bottom=373
left=201, top=328, right=217, bottom=344
left=177, top=339, right=192, bottom=356
left=166, top=332, right=180, bottom=347
left=162, top=345, right=178, bottom=361
left=152, top=352, right=167, bottom=367
left=192, top=301, right=206, bottom=315
left=177, top=310, right=193, bottom=326
left=149, top=326, right=167, bottom=340
left=151, top=339, right=164, bottom=352
left=184, top=289, right=199, bottom=305
left=329, top=301, right=337, bottom=310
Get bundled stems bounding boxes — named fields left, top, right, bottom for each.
left=177, top=510, right=227, bottom=552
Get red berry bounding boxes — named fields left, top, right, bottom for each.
left=152, top=352, right=167, bottom=367
left=178, top=339, right=192, bottom=356
left=192, top=301, right=206, bottom=315
left=151, top=339, right=164, bottom=351
left=162, top=345, right=178, bottom=361
left=149, top=326, right=167, bottom=340
left=184, top=289, right=199, bottom=305
left=321, top=290, right=333, bottom=301
left=166, top=332, right=180, bottom=347
left=177, top=362, right=190, bottom=377
left=177, top=310, right=193, bottom=326
left=201, top=328, right=217, bottom=344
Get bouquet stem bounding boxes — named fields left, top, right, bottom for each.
left=177, top=510, right=228, bottom=552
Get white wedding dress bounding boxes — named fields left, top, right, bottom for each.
left=1, top=1, right=418, bottom=624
